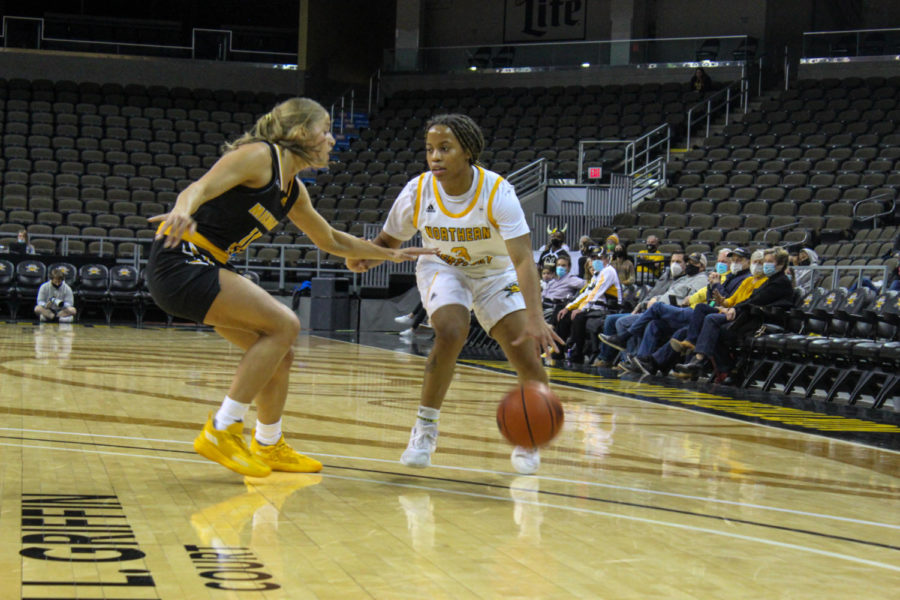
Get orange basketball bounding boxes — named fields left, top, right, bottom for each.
left=496, top=382, right=564, bottom=448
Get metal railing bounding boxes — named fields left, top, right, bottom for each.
left=853, top=193, right=896, bottom=229
left=385, top=34, right=753, bottom=73
left=795, top=264, right=889, bottom=291
left=531, top=214, right=611, bottom=251
left=0, top=15, right=297, bottom=65
left=801, top=27, right=900, bottom=60
left=358, top=225, right=420, bottom=289
left=761, top=222, right=809, bottom=247
left=8, top=233, right=366, bottom=291
left=330, top=89, right=357, bottom=136
left=577, top=124, right=670, bottom=185
left=368, top=69, right=382, bottom=115
left=506, top=158, right=548, bottom=198
left=685, top=80, right=747, bottom=148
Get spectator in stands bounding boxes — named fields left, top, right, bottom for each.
left=682, top=247, right=749, bottom=307
left=542, top=254, right=584, bottom=322
left=610, top=243, right=635, bottom=287
left=576, top=235, right=594, bottom=278
left=34, top=268, right=76, bottom=323
left=347, top=113, right=562, bottom=475
left=593, top=250, right=686, bottom=368
left=674, top=247, right=793, bottom=378
left=636, top=235, right=664, bottom=279
left=540, top=265, right=555, bottom=291
left=792, top=247, right=820, bottom=293
left=555, top=248, right=621, bottom=364
left=599, top=252, right=708, bottom=365
left=644, top=249, right=769, bottom=375
left=689, top=68, right=712, bottom=93
left=604, top=233, right=619, bottom=255
left=10, top=228, right=36, bottom=255
left=538, top=226, right=570, bottom=268
left=146, top=97, right=426, bottom=479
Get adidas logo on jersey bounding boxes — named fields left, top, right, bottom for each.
left=426, top=204, right=436, bottom=213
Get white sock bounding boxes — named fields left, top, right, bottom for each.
left=255, top=419, right=282, bottom=445
left=214, top=396, right=249, bottom=430
left=416, top=406, right=440, bottom=426
left=59, top=315, right=73, bottom=323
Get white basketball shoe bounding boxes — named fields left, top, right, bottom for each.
left=510, top=446, right=540, bottom=475
left=400, top=422, right=438, bottom=468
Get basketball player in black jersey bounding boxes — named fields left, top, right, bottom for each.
left=147, top=98, right=430, bottom=478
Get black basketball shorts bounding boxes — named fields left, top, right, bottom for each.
left=145, top=239, right=231, bottom=323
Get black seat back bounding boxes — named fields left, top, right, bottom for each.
left=109, top=266, right=139, bottom=292
left=832, top=287, right=875, bottom=336
left=808, top=288, right=847, bottom=335
left=15, top=260, right=47, bottom=290
left=0, top=259, right=14, bottom=287
left=878, top=290, right=900, bottom=340
left=78, top=264, right=110, bottom=292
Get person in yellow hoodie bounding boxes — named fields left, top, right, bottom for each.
left=552, top=247, right=621, bottom=363
left=631, top=249, right=768, bottom=376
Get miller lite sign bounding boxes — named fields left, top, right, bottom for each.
left=504, top=0, right=586, bottom=43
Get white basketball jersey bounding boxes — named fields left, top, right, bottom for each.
left=384, top=166, right=529, bottom=279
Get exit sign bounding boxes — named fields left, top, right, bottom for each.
left=588, top=167, right=602, bottom=179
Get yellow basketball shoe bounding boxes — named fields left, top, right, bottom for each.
left=194, top=414, right=272, bottom=478
left=250, top=433, right=323, bottom=473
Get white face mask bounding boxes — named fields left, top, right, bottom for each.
left=670, top=262, right=683, bottom=277
left=750, top=263, right=763, bottom=277
left=731, top=261, right=745, bottom=274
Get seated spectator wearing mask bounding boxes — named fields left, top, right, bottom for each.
left=10, top=229, right=36, bottom=255
left=541, top=254, right=584, bottom=321
left=600, top=252, right=709, bottom=363
left=683, top=247, right=749, bottom=307
left=791, top=248, right=820, bottom=293
left=610, top=243, right=635, bottom=288
left=537, top=226, right=570, bottom=268
left=34, top=268, right=76, bottom=323
left=674, top=247, right=794, bottom=378
left=636, top=235, right=663, bottom=279
left=593, top=251, right=686, bottom=368
left=555, top=248, right=621, bottom=364
left=576, top=235, right=594, bottom=278
left=643, top=249, right=769, bottom=375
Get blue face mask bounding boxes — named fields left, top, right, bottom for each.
left=716, top=262, right=729, bottom=275
left=555, top=266, right=567, bottom=277
left=763, top=263, right=777, bottom=277
left=592, top=259, right=604, bottom=273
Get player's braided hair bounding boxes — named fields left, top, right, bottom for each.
left=425, top=113, right=484, bottom=165
left=224, top=97, right=328, bottom=165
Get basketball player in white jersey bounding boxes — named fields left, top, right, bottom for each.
left=346, top=114, right=562, bottom=474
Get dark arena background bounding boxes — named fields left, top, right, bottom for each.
left=0, top=1, right=898, bottom=598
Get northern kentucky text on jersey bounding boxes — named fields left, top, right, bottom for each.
left=423, top=225, right=493, bottom=242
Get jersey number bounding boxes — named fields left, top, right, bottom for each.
left=451, top=247, right=471, bottom=263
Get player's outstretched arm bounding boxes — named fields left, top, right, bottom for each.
left=344, top=231, right=406, bottom=273
left=288, top=185, right=431, bottom=264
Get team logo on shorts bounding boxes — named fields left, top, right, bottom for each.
left=502, top=282, right=521, bottom=296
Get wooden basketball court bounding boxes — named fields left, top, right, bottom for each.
left=0, top=323, right=897, bottom=599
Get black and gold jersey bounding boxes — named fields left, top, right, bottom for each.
left=158, top=142, right=300, bottom=264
